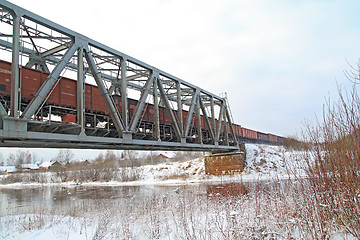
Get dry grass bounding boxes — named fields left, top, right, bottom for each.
left=160, top=173, right=189, bottom=181
left=302, top=81, right=360, bottom=238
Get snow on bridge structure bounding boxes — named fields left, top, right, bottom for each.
left=0, top=0, right=241, bottom=155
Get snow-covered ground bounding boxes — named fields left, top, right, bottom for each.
left=0, top=144, right=356, bottom=239
left=134, top=143, right=307, bottom=185
left=0, top=143, right=307, bottom=187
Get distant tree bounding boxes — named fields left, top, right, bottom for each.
left=24, top=151, right=33, bottom=164
left=15, top=151, right=26, bottom=169
left=0, top=153, right=4, bottom=166
left=94, top=152, right=104, bottom=163
left=7, top=153, right=15, bottom=167
left=283, top=136, right=305, bottom=150
left=125, top=150, right=138, bottom=160
left=172, top=151, right=203, bottom=161
left=104, top=150, right=116, bottom=162
left=54, top=149, right=74, bottom=163
left=32, top=153, right=39, bottom=164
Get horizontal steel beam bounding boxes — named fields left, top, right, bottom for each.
left=0, top=130, right=238, bottom=152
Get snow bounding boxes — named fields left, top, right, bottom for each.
left=0, top=215, right=97, bottom=240
left=0, top=143, right=307, bottom=187
left=21, top=164, right=40, bottom=170
left=38, top=161, right=52, bottom=168
left=129, top=143, right=307, bottom=185
left=0, top=166, right=16, bottom=173
left=0, top=144, right=355, bottom=239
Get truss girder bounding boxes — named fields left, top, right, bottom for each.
left=184, top=90, right=199, bottom=137
left=129, top=73, right=154, bottom=132
left=84, top=47, right=125, bottom=135
left=21, top=43, right=78, bottom=119
left=157, top=77, right=182, bottom=140
left=0, top=0, right=239, bottom=152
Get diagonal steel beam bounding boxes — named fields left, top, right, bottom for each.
left=157, top=78, right=181, bottom=140
left=215, top=102, right=224, bottom=142
left=21, top=43, right=78, bottom=119
left=184, top=89, right=199, bottom=137
left=225, top=106, right=238, bottom=145
left=129, top=73, right=154, bottom=131
left=223, top=109, right=229, bottom=145
left=84, top=47, right=125, bottom=135
left=210, top=96, right=216, bottom=129
left=0, top=103, right=7, bottom=117
left=196, top=97, right=202, bottom=144
left=199, top=96, right=215, bottom=142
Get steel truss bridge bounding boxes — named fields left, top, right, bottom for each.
left=0, top=0, right=239, bottom=152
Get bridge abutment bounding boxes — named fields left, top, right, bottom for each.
left=204, top=142, right=246, bottom=175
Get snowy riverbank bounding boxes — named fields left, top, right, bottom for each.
left=1, top=143, right=357, bottom=240
left=0, top=144, right=307, bottom=187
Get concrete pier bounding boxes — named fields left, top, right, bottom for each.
left=204, top=143, right=246, bottom=175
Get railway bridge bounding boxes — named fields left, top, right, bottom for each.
left=0, top=0, right=241, bottom=153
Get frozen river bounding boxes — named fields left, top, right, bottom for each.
left=0, top=181, right=276, bottom=239
left=1, top=182, right=267, bottom=239
left=1, top=182, right=251, bottom=217
left=0, top=180, right=351, bottom=239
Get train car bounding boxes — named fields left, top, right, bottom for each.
left=277, top=136, right=286, bottom=145
left=0, top=59, right=109, bottom=114
left=0, top=61, right=11, bottom=96
left=235, top=124, right=242, bottom=137
left=268, top=134, right=278, bottom=143
left=241, top=127, right=258, bottom=140
left=257, top=132, right=270, bottom=143
left=1, top=59, right=286, bottom=145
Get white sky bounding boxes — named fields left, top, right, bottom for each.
left=2, top=0, right=360, bottom=159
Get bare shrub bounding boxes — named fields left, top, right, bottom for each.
left=53, top=149, right=74, bottom=163
left=118, top=167, right=141, bottom=182
left=303, top=81, right=360, bottom=238
left=172, top=151, right=203, bottom=161
left=283, top=136, right=305, bottom=150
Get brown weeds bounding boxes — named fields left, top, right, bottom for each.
left=303, top=82, right=360, bottom=238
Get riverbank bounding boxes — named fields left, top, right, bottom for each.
left=0, top=143, right=306, bottom=188
left=1, top=144, right=357, bottom=239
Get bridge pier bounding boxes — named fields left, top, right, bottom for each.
left=204, top=142, right=246, bottom=175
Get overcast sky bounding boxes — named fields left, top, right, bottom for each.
left=3, top=0, right=360, bottom=159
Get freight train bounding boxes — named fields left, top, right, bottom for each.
left=0, top=60, right=284, bottom=145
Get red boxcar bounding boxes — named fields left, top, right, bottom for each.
left=1, top=59, right=286, bottom=144
left=0, top=61, right=11, bottom=96
left=257, top=132, right=270, bottom=142
left=62, top=114, right=76, bottom=123
left=241, top=127, right=258, bottom=140
left=269, top=134, right=278, bottom=143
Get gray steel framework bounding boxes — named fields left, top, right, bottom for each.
left=0, top=0, right=239, bottom=152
